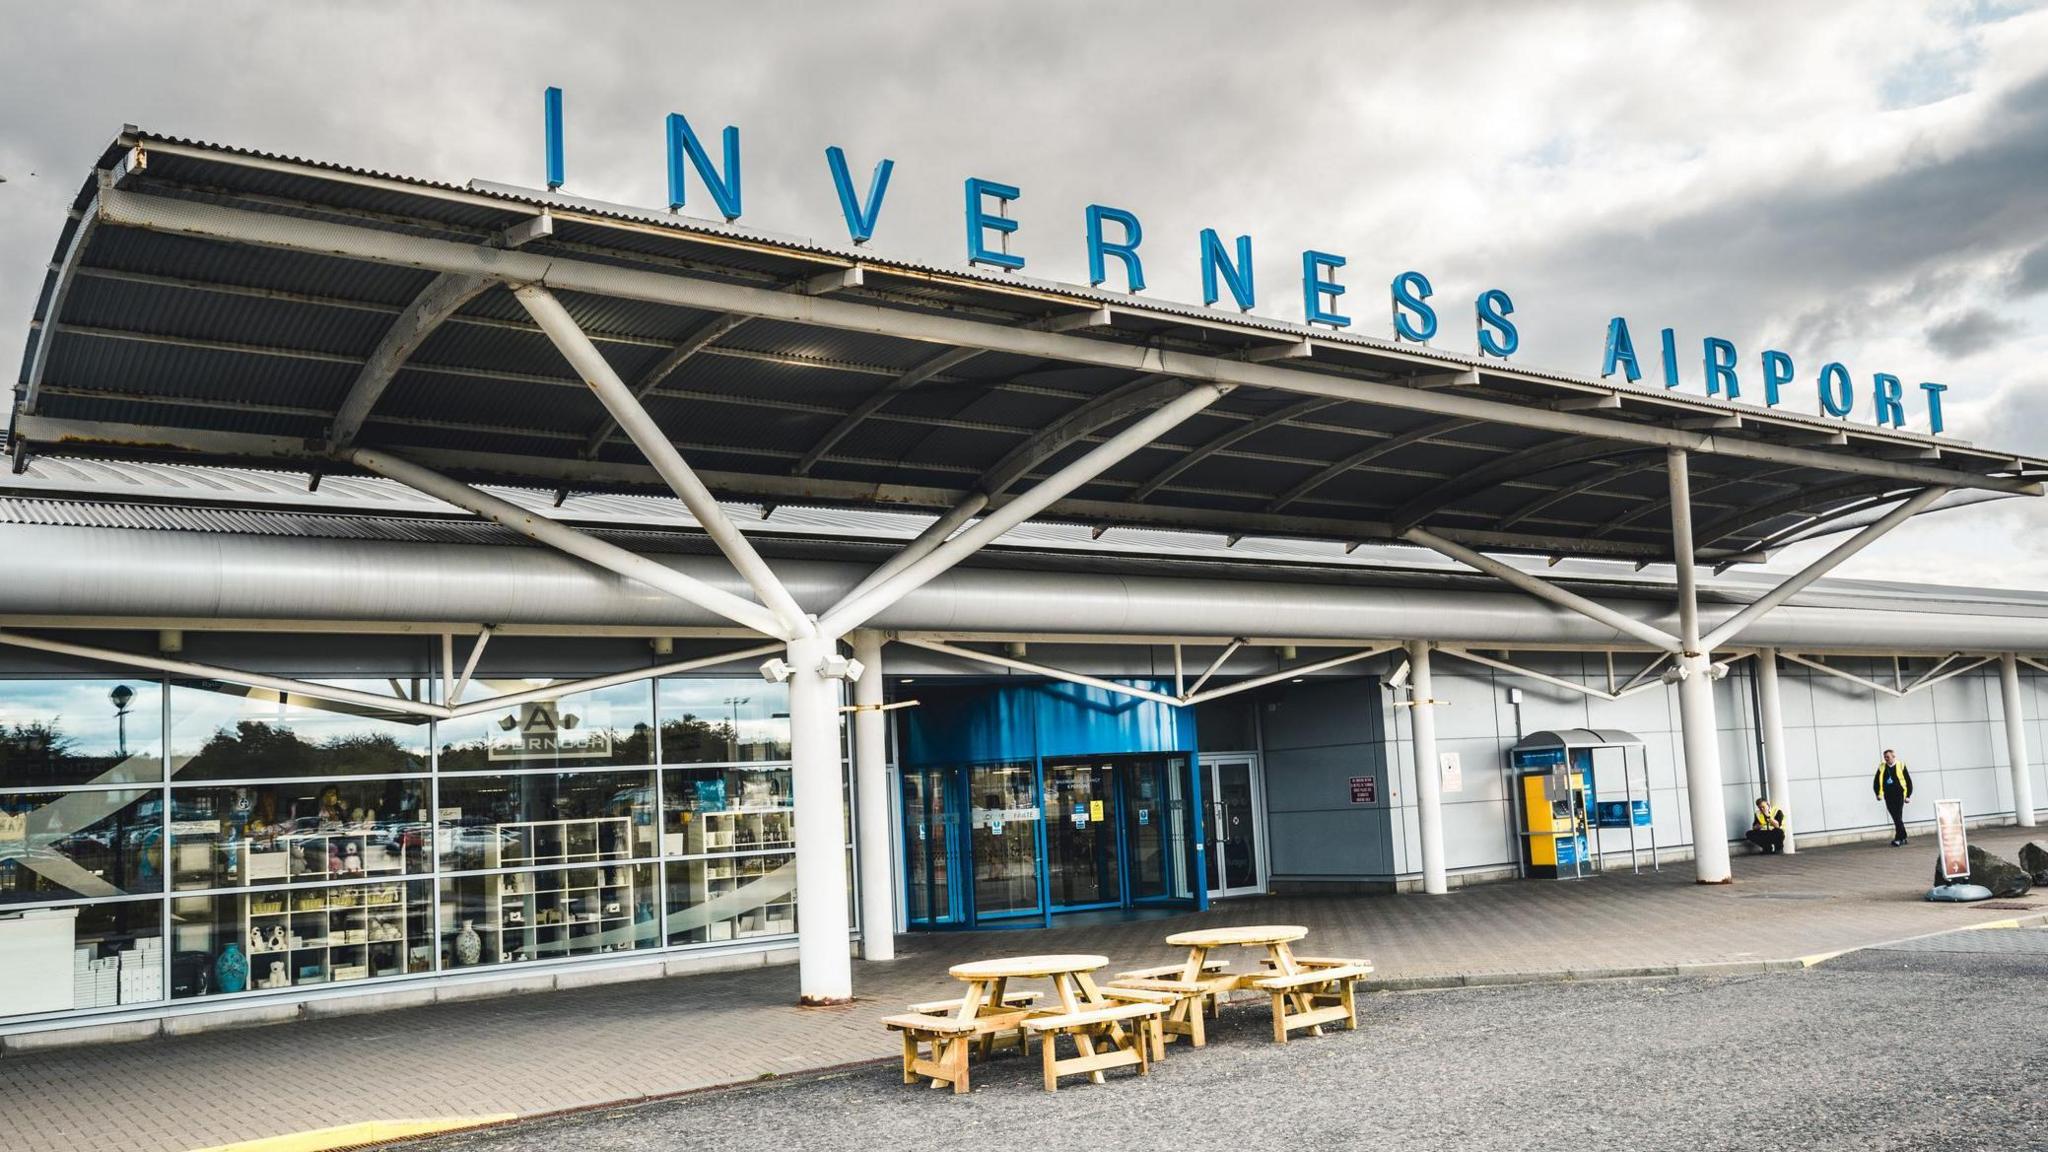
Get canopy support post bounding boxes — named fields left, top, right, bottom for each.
left=1669, top=449, right=1733, bottom=884
left=2001, top=652, right=2038, bottom=828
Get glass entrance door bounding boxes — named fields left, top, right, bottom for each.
left=1044, top=761, right=1123, bottom=909
left=1202, top=756, right=1264, bottom=898
left=901, top=766, right=962, bottom=927
left=966, top=761, right=1042, bottom=920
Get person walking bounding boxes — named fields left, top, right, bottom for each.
left=1873, top=748, right=1913, bottom=845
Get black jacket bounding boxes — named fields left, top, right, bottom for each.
left=1873, top=761, right=1913, bottom=799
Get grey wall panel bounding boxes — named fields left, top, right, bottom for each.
left=1265, top=806, right=1393, bottom=876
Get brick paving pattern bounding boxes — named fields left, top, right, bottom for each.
left=1, top=829, right=2040, bottom=1152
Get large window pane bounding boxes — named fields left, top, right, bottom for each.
left=438, top=862, right=657, bottom=967
left=660, top=766, right=792, bottom=855
left=2, top=898, right=164, bottom=1017
left=168, top=880, right=434, bottom=998
left=438, top=682, right=652, bottom=772
left=658, top=680, right=789, bottom=763
left=0, top=680, right=163, bottom=788
left=435, top=771, right=656, bottom=870
left=0, top=789, right=163, bottom=904
left=171, top=682, right=428, bottom=780
left=663, top=854, right=796, bottom=944
left=167, top=779, right=431, bottom=891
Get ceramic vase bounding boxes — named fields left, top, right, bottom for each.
left=455, top=919, right=482, bottom=966
left=215, top=943, right=248, bottom=994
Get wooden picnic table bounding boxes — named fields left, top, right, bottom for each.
left=1156, top=925, right=1367, bottom=1042
left=947, top=954, right=1150, bottom=1089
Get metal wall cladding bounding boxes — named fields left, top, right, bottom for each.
left=899, top=679, right=1195, bottom=768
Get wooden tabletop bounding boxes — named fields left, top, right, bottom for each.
left=948, top=954, right=1110, bottom=980
left=1165, top=925, right=1308, bottom=948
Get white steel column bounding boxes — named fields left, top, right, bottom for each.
left=1669, top=450, right=1733, bottom=883
left=851, top=630, right=897, bottom=959
left=2000, top=652, right=2038, bottom=828
left=787, top=632, right=853, bottom=1003
left=1407, top=640, right=1448, bottom=895
left=1755, top=646, right=1795, bottom=854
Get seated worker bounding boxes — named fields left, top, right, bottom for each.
left=1745, top=797, right=1786, bottom=854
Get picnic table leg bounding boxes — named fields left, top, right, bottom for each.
left=1341, top=974, right=1359, bottom=1030
left=979, top=977, right=1007, bottom=1060
left=937, top=979, right=990, bottom=1089
left=1055, top=974, right=1109, bottom=1086
left=901, top=1031, right=920, bottom=1084
left=1041, top=1026, right=1060, bottom=1093
left=1171, top=946, right=1212, bottom=1046
left=1271, top=943, right=1325, bottom=1038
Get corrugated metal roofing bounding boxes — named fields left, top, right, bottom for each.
left=10, top=130, right=2044, bottom=571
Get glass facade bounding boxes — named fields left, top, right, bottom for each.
left=0, top=672, right=845, bottom=1024
left=899, top=680, right=1204, bottom=930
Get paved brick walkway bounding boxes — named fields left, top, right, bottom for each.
left=2, top=830, right=2041, bottom=1152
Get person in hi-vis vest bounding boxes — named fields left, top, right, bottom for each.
left=1873, top=748, right=1914, bottom=846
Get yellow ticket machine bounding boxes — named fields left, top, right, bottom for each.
left=1515, top=764, right=1587, bottom=879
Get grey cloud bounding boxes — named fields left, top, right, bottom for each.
left=2015, top=243, right=2048, bottom=296
left=1925, top=308, right=2021, bottom=356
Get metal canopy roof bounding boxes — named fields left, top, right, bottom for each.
left=13, top=130, right=2046, bottom=565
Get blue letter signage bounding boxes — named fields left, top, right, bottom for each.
left=964, top=178, right=1024, bottom=271
left=1085, top=204, right=1145, bottom=293
left=825, top=146, right=893, bottom=245
left=1302, top=251, right=1350, bottom=328
left=666, top=113, right=742, bottom=220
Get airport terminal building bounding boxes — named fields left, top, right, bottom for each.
left=2, top=132, right=2045, bottom=1038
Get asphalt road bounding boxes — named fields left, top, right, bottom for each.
left=406, top=929, right=2048, bottom=1152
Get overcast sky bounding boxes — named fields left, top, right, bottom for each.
left=2, top=0, right=2045, bottom=585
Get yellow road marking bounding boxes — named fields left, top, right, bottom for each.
left=188, top=1115, right=518, bottom=1152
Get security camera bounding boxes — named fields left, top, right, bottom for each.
left=759, top=657, right=794, bottom=684
left=817, top=654, right=865, bottom=682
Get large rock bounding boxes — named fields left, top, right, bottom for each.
left=2020, top=840, right=2048, bottom=886
left=1939, top=845, right=2033, bottom=898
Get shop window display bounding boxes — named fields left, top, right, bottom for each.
left=435, top=770, right=656, bottom=870
left=1, top=897, right=164, bottom=1016
left=166, top=779, right=431, bottom=891
left=169, top=880, right=434, bottom=998
left=438, top=862, right=658, bottom=967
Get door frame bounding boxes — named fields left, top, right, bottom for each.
left=1199, top=751, right=1268, bottom=898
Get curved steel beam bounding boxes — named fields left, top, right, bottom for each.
left=1693, top=477, right=1905, bottom=552
left=1269, top=417, right=1478, bottom=515
left=1390, top=437, right=1659, bottom=533
left=582, top=311, right=753, bottom=456
left=791, top=347, right=984, bottom=476
left=1129, top=397, right=1338, bottom=503
left=976, top=373, right=1184, bottom=497
left=328, top=273, right=493, bottom=451
left=1587, top=464, right=1805, bottom=542
left=1497, top=455, right=1669, bottom=530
